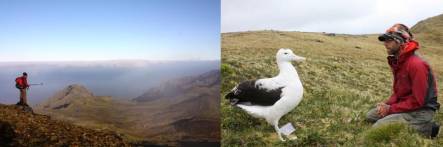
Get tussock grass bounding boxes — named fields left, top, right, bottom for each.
left=360, top=123, right=429, bottom=147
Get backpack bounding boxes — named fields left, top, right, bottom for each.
left=15, top=77, right=24, bottom=89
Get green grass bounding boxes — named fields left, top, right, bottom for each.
left=361, top=123, right=425, bottom=146
left=221, top=30, right=443, bottom=146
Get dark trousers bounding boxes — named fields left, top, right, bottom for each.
left=366, top=108, right=435, bottom=136
left=19, top=88, right=27, bottom=105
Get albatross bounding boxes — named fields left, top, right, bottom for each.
left=225, top=48, right=305, bottom=141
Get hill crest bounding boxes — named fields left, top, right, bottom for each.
left=0, top=104, right=129, bottom=146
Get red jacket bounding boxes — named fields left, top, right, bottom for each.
left=16, top=76, right=29, bottom=88
left=386, top=40, right=440, bottom=114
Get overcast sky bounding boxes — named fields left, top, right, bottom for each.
left=222, top=0, right=443, bottom=34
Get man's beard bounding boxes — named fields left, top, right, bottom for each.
left=388, top=47, right=400, bottom=56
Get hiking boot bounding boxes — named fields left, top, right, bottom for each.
left=431, top=122, right=440, bottom=138
left=22, top=106, right=34, bottom=114
left=15, top=101, right=23, bottom=106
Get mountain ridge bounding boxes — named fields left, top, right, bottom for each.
left=34, top=70, right=221, bottom=146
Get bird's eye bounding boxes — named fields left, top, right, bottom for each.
left=284, top=53, right=288, bottom=55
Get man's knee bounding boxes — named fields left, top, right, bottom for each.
left=366, top=108, right=380, bottom=123
left=372, top=114, right=407, bottom=128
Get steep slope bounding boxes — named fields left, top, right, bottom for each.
left=411, top=13, right=443, bottom=63
left=129, top=69, right=220, bottom=144
left=0, top=104, right=129, bottom=146
left=412, top=13, right=443, bottom=46
left=221, top=15, right=443, bottom=146
left=133, top=70, right=220, bottom=102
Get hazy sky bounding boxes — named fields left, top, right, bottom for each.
left=0, top=0, right=220, bottom=61
left=222, top=0, right=443, bottom=34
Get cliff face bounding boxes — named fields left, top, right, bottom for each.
left=0, top=104, right=129, bottom=147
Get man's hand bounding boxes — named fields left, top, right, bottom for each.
left=376, top=103, right=390, bottom=117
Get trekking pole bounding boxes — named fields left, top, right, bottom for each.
left=29, top=83, right=44, bottom=86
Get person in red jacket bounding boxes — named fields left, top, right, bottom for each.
left=366, top=24, right=440, bottom=138
left=15, top=72, right=30, bottom=106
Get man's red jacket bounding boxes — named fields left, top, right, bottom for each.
left=386, top=40, right=440, bottom=114
left=16, top=76, right=29, bottom=89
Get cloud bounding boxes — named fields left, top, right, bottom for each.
left=222, top=0, right=443, bottom=34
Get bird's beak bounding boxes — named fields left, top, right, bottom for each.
left=225, top=92, right=239, bottom=105
left=292, top=55, right=306, bottom=63
left=225, top=92, right=234, bottom=99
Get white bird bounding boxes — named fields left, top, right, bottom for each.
left=225, top=48, right=305, bottom=141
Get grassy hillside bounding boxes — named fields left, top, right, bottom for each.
left=221, top=22, right=443, bottom=146
left=412, top=13, right=443, bottom=47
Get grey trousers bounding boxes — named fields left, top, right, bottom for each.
left=366, top=108, right=435, bottom=136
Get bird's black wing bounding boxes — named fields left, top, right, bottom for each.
left=225, top=80, right=284, bottom=106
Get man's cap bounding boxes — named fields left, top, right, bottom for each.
left=378, top=33, right=397, bottom=41
left=378, top=23, right=413, bottom=43
left=378, top=32, right=406, bottom=42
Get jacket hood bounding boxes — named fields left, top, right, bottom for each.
left=398, top=40, right=419, bottom=64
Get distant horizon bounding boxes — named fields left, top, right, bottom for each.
left=0, top=60, right=219, bottom=104
left=220, top=16, right=432, bottom=35
left=220, top=29, right=383, bottom=35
